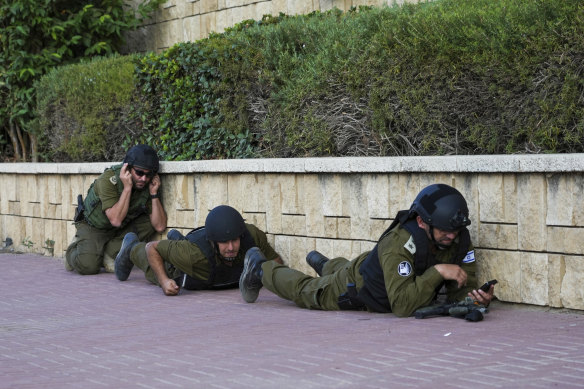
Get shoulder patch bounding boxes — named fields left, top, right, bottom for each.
left=397, top=261, right=412, bottom=277
left=404, top=235, right=416, bottom=255
left=462, top=250, right=475, bottom=264
left=109, top=175, right=118, bottom=185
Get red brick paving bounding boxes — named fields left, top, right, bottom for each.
left=1, top=253, right=584, bottom=388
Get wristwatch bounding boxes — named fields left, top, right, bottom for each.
left=150, top=193, right=160, bottom=199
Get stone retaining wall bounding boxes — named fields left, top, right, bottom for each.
left=1, top=154, right=583, bottom=309
left=125, top=0, right=401, bottom=53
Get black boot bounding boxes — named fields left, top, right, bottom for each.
left=306, top=250, right=330, bottom=277
left=115, top=233, right=139, bottom=281
left=239, top=247, right=267, bottom=303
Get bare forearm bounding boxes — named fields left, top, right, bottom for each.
left=105, top=188, right=132, bottom=227
left=146, top=242, right=170, bottom=285
left=149, top=198, right=167, bottom=232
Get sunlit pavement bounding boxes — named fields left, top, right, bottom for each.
left=1, top=253, right=583, bottom=389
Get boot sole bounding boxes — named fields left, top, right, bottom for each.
left=239, top=247, right=264, bottom=303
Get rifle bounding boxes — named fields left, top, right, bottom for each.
left=414, top=297, right=489, bottom=322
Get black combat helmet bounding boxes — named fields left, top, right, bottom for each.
left=205, top=205, right=246, bottom=242
left=409, top=184, right=471, bottom=231
left=123, top=144, right=159, bottom=173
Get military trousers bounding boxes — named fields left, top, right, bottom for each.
left=261, top=257, right=355, bottom=310
left=65, top=214, right=155, bottom=275
left=129, top=242, right=181, bottom=286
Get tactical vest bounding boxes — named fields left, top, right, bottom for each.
left=357, top=210, right=471, bottom=313
left=169, top=226, right=256, bottom=290
left=83, top=164, right=150, bottom=230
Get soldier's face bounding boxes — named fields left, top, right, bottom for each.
left=416, top=216, right=459, bottom=246
left=430, top=228, right=459, bottom=246
left=131, top=167, right=153, bottom=189
left=216, top=238, right=241, bottom=260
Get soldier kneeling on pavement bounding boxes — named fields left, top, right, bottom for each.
left=115, top=205, right=283, bottom=295
left=65, top=145, right=167, bottom=275
left=239, top=183, right=495, bottom=317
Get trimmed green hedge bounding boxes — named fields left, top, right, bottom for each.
left=37, top=0, right=584, bottom=161
left=131, top=38, right=256, bottom=160
left=36, top=55, right=138, bottom=162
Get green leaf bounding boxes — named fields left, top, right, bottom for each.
left=18, top=68, right=35, bottom=78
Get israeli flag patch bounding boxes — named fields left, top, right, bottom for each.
left=462, top=250, right=475, bottom=264
left=397, top=261, right=412, bottom=277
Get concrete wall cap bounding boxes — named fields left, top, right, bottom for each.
left=0, top=154, right=583, bottom=174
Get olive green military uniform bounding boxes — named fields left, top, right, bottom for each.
left=129, top=224, right=279, bottom=287
left=261, top=224, right=478, bottom=317
left=66, top=165, right=154, bottom=275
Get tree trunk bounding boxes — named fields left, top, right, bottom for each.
left=14, top=122, right=29, bottom=161
left=30, top=133, right=38, bottom=162
left=8, top=122, right=22, bottom=161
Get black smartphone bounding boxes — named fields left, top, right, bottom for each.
left=479, top=279, right=498, bottom=292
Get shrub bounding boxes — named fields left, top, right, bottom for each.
left=130, top=39, right=257, bottom=160
left=36, top=55, right=138, bottom=161
left=36, top=0, right=584, bottom=161
left=228, top=0, right=584, bottom=156
left=0, top=0, right=165, bottom=162
left=352, top=0, right=584, bottom=155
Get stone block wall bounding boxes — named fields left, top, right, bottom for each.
left=124, top=0, right=403, bottom=53
left=0, top=155, right=583, bottom=310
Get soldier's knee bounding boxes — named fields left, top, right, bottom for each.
left=68, top=251, right=102, bottom=275
left=73, top=262, right=101, bottom=276
left=75, top=264, right=101, bottom=275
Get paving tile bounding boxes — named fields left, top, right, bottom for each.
left=1, top=253, right=584, bottom=388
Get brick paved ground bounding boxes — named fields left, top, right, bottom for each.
left=1, top=253, right=584, bottom=389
